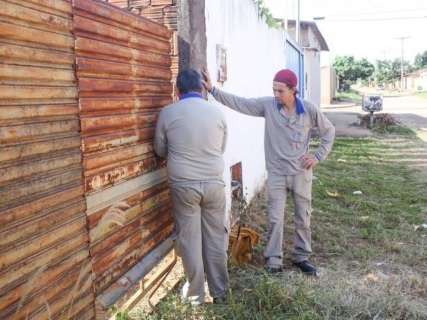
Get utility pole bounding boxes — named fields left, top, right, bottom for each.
left=296, top=0, right=301, bottom=44
left=394, top=36, right=410, bottom=91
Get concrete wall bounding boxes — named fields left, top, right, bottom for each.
left=304, top=48, right=321, bottom=106
left=205, top=0, right=287, bottom=216
left=321, top=66, right=337, bottom=105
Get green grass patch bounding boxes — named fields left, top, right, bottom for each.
left=372, top=123, right=417, bottom=136
left=335, top=89, right=362, bottom=104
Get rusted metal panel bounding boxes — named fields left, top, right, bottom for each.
left=74, top=37, right=171, bottom=66
left=73, top=0, right=174, bottom=312
left=73, top=0, right=171, bottom=39
left=0, top=1, right=95, bottom=319
left=1, top=0, right=175, bottom=317
left=110, top=0, right=180, bottom=98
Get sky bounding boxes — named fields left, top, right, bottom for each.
left=263, top=0, right=427, bottom=66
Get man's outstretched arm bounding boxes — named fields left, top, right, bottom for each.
left=202, top=70, right=267, bottom=117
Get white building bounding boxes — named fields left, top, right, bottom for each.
left=287, top=20, right=330, bottom=107
left=204, top=0, right=290, bottom=217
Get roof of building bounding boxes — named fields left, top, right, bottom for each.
left=287, top=20, right=329, bottom=51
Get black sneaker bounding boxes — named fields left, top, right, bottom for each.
left=265, top=265, right=283, bottom=274
left=293, top=260, right=318, bottom=277
left=213, top=295, right=227, bottom=304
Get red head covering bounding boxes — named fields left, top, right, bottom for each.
left=273, top=69, right=298, bottom=88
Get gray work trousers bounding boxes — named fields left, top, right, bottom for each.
left=170, top=182, right=229, bottom=304
left=264, top=169, right=313, bottom=266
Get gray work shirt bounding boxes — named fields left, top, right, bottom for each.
left=211, top=88, right=335, bottom=176
left=154, top=94, right=227, bottom=185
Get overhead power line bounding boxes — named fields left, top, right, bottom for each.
left=320, top=16, right=427, bottom=22
left=320, top=7, right=427, bottom=18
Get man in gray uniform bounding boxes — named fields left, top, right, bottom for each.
left=154, top=69, right=228, bottom=305
left=202, top=69, right=335, bottom=276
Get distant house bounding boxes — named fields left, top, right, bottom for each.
left=405, top=68, right=427, bottom=91
left=286, top=20, right=329, bottom=106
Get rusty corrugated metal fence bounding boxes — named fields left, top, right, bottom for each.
left=0, top=0, right=174, bottom=319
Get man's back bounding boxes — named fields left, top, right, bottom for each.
left=154, top=96, right=227, bottom=185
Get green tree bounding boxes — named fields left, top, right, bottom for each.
left=414, top=50, right=427, bottom=69
left=374, top=59, right=393, bottom=84
left=333, top=55, right=375, bottom=90
left=374, top=59, right=413, bottom=85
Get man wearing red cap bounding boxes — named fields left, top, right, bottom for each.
left=202, top=69, right=335, bottom=276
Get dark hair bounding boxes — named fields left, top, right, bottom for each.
left=286, top=84, right=298, bottom=97
left=176, top=68, right=203, bottom=94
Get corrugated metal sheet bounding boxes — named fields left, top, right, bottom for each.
left=72, top=0, right=175, bottom=299
left=0, top=0, right=94, bottom=319
left=1, top=0, right=175, bottom=318
left=109, top=0, right=179, bottom=96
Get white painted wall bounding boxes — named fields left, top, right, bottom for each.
left=205, top=0, right=287, bottom=216
left=304, top=48, right=321, bottom=106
